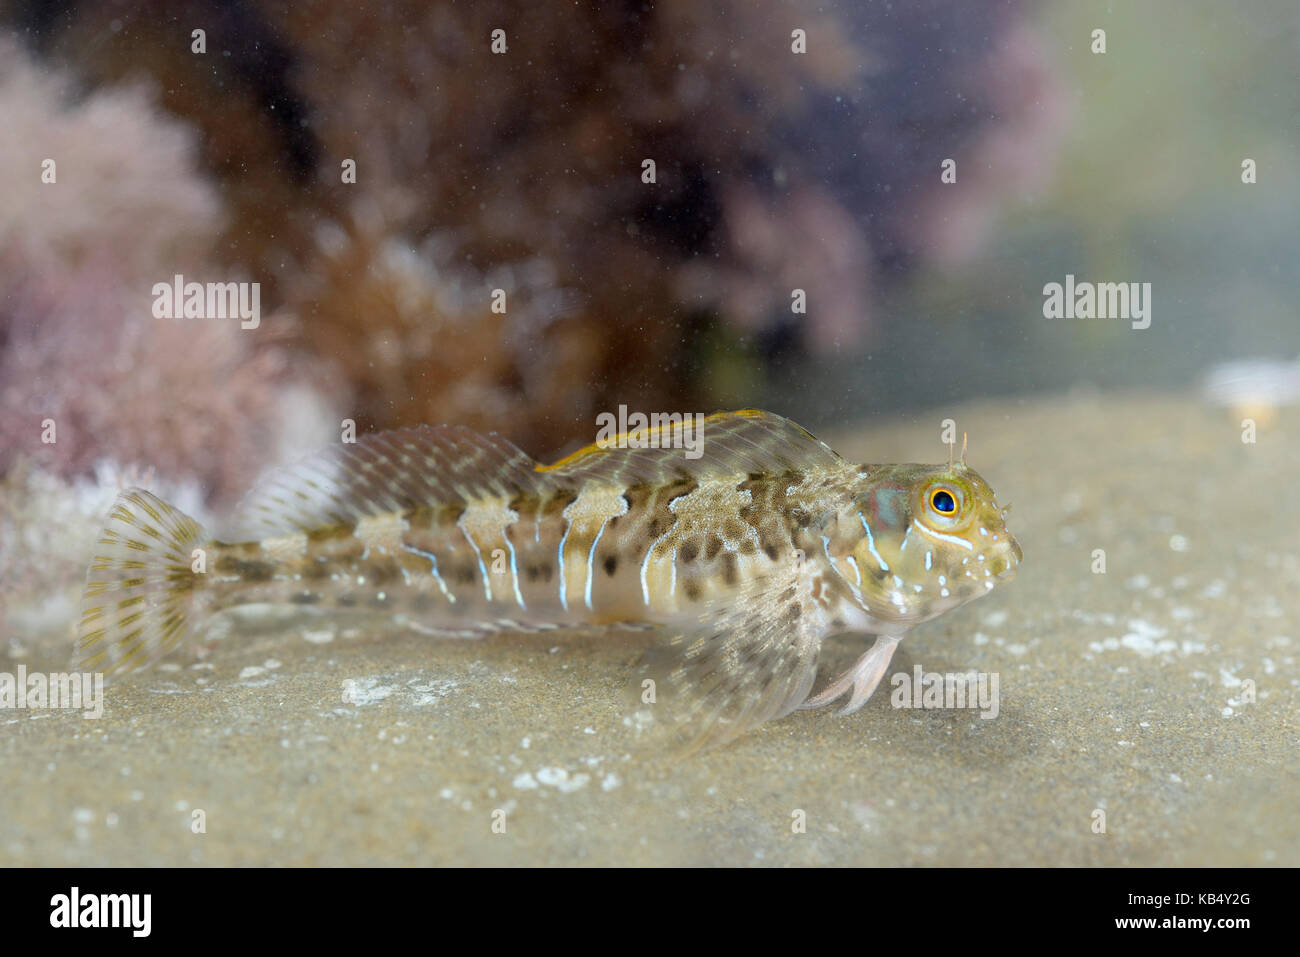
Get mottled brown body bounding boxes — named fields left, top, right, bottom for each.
left=200, top=469, right=856, bottom=634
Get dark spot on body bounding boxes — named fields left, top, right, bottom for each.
left=291, top=591, right=320, bottom=605
left=216, top=557, right=275, bottom=582
left=609, top=491, right=636, bottom=529
left=641, top=481, right=689, bottom=543
left=663, top=480, right=698, bottom=510
left=307, top=524, right=355, bottom=544
left=366, top=562, right=399, bottom=586
left=508, top=494, right=541, bottom=523
left=408, top=592, right=437, bottom=612
left=543, top=488, right=578, bottom=519
left=684, top=580, right=702, bottom=601
left=722, top=552, right=738, bottom=585
left=679, top=541, right=699, bottom=563
left=603, top=554, right=618, bottom=576
left=764, top=543, right=780, bottom=560
left=704, top=535, right=723, bottom=560
left=402, top=507, right=435, bottom=532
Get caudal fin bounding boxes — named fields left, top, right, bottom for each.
left=77, top=488, right=207, bottom=678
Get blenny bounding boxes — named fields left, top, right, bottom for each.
left=78, top=410, right=1020, bottom=747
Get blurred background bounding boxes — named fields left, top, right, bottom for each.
left=2, top=0, right=1298, bottom=635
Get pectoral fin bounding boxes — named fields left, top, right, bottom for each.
left=627, top=559, right=829, bottom=752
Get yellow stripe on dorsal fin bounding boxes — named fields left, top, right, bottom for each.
left=536, top=410, right=842, bottom=488
left=226, top=411, right=840, bottom=541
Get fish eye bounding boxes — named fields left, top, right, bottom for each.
left=929, top=487, right=958, bottom=515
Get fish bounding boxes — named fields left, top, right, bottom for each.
left=76, top=410, right=1021, bottom=748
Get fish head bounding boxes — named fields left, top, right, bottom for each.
left=834, top=463, right=1021, bottom=627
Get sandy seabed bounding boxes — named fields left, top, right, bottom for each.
left=1, top=391, right=1295, bottom=866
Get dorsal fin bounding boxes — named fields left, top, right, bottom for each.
left=225, top=411, right=841, bottom=541
left=536, top=410, right=842, bottom=487
left=228, top=425, right=541, bottom=540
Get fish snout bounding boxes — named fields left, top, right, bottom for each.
left=993, top=535, right=1022, bottom=580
